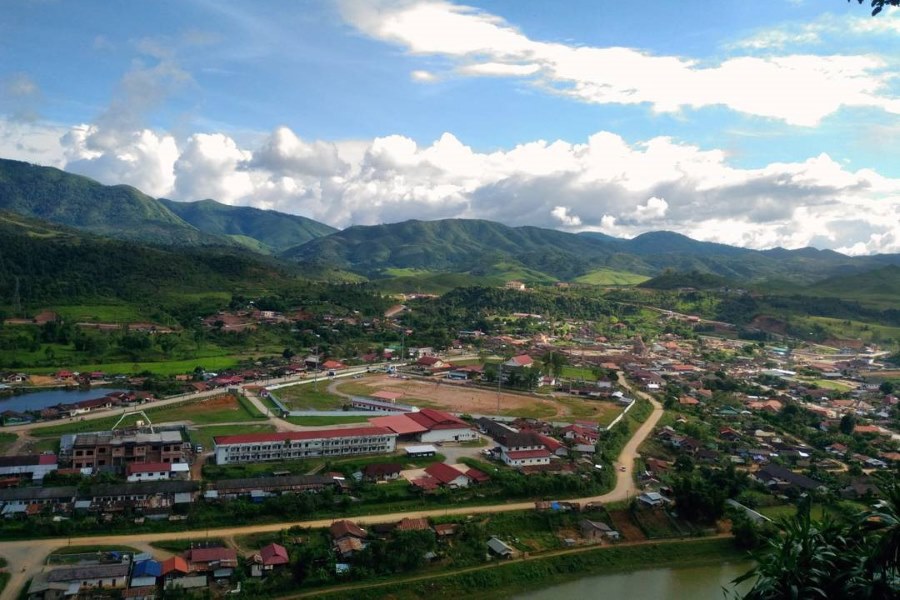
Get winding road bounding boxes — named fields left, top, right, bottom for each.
left=0, top=375, right=663, bottom=600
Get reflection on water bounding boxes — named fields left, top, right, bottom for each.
left=513, top=561, right=753, bottom=600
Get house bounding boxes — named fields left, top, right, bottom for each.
left=184, top=547, right=238, bottom=573
left=396, top=517, right=430, bottom=531
left=332, top=523, right=367, bottom=558
left=402, top=408, right=477, bottom=443
left=362, top=463, right=403, bottom=482
left=160, top=556, right=190, bottom=582
left=755, top=465, right=824, bottom=493
left=126, top=462, right=190, bottom=482
left=487, top=536, right=515, bottom=558
left=330, top=519, right=367, bottom=542
left=504, top=355, right=534, bottom=369
left=638, top=492, right=668, bottom=507
left=424, top=463, right=470, bottom=488
left=35, top=562, right=130, bottom=592
left=580, top=519, right=620, bottom=541
left=0, top=454, right=58, bottom=481
left=258, top=543, right=290, bottom=570
left=416, top=356, right=446, bottom=369
left=131, top=559, right=162, bottom=588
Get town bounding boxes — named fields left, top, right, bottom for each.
left=0, top=283, right=896, bottom=600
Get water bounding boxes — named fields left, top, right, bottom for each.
left=0, top=387, right=129, bottom=413
left=514, top=560, right=753, bottom=600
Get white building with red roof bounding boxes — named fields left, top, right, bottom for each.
left=371, top=408, right=476, bottom=444
left=213, top=427, right=397, bottom=464
left=504, top=355, right=534, bottom=368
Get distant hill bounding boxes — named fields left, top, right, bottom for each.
left=281, top=218, right=618, bottom=280
left=0, top=211, right=294, bottom=311
left=637, top=270, right=733, bottom=290
left=160, top=198, right=336, bottom=254
left=803, top=264, right=900, bottom=307
left=283, top=218, right=900, bottom=284
left=0, top=158, right=223, bottom=246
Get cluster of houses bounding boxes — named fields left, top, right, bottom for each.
left=27, top=541, right=293, bottom=600
left=1, top=390, right=157, bottom=426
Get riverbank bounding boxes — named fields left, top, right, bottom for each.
left=293, top=537, right=745, bottom=600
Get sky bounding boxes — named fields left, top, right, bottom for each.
left=2, top=0, right=900, bottom=255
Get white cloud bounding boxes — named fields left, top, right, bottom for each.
left=7, top=116, right=897, bottom=255
left=410, top=69, right=438, bottom=82
left=173, top=133, right=253, bottom=203
left=551, top=205, right=581, bottom=227
left=632, top=197, right=669, bottom=222
left=339, top=0, right=900, bottom=126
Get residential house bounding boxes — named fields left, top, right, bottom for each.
left=580, top=519, right=620, bottom=541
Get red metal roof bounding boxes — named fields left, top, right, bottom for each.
left=214, top=427, right=395, bottom=445
left=186, top=547, right=237, bottom=563
left=506, top=449, right=552, bottom=460
left=368, top=415, right=428, bottom=435
left=260, top=543, right=289, bottom=566
left=424, top=462, right=467, bottom=484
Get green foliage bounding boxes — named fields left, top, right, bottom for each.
left=0, top=159, right=223, bottom=246
left=160, top=198, right=336, bottom=254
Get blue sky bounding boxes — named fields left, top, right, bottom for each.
left=2, top=0, right=900, bottom=254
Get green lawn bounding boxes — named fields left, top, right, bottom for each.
left=23, top=355, right=242, bottom=377
left=0, top=432, right=16, bottom=454
left=555, top=397, right=621, bottom=425
left=33, top=394, right=264, bottom=437
left=46, top=304, right=150, bottom=323
left=189, top=424, right=277, bottom=451
left=560, top=366, right=600, bottom=381
left=574, top=268, right=650, bottom=286
left=334, top=381, right=377, bottom=396
left=272, top=384, right=347, bottom=410
left=498, top=404, right=557, bottom=419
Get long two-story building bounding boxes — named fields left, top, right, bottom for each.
left=213, top=427, right=398, bottom=464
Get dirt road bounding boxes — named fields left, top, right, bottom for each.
left=0, top=374, right=662, bottom=600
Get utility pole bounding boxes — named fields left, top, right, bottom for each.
left=497, top=363, right=502, bottom=414
left=313, top=335, right=320, bottom=392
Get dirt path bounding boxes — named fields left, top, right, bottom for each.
left=0, top=372, right=663, bottom=600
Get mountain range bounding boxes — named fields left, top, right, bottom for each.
left=3, top=157, right=900, bottom=290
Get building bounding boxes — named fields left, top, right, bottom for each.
left=185, top=547, right=238, bottom=574
left=126, top=462, right=190, bottom=482
left=0, top=454, right=58, bottom=481
left=61, top=430, right=189, bottom=471
left=213, top=427, right=398, bottom=465
left=370, top=408, right=476, bottom=444
left=30, top=562, right=130, bottom=595
left=496, top=431, right=552, bottom=467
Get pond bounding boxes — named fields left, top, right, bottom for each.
left=0, top=387, right=129, bottom=413
left=513, top=560, right=754, bottom=599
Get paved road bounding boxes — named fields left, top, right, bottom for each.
left=0, top=373, right=662, bottom=600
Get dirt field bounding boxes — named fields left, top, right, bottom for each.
left=336, top=375, right=622, bottom=422
left=608, top=509, right=647, bottom=542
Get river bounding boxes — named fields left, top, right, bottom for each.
left=0, top=387, right=129, bottom=413
left=513, top=560, right=754, bottom=599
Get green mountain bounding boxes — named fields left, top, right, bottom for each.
left=283, top=218, right=900, bottom=285
left=0, top=158, right=225, bottom=246
left=159, top=198, right=336, bottom=254
left=803, top=265, right=900, bottom=307
left=281, top=218, right=617, bottom=280
left=0, top=211, right=296, bottom=312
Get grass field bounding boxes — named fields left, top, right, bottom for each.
left=32, top=394, right=264, bottom=437
left=804, top=316, right=900, bottom=345
left=46, top=304, right=151, bottom=323
left=798, top=378, right=854, bottom=392
left=574, top=268, right=650, bottom=286
left=0, top=432, right=16, bottom=454
left=554, top=397, right=621, bottom=425
left=272, top=384, right=347, bottom=410
left=285, top=415, right=370, bottom=426
left=22, top=355, right=242, bottom=377
left=560, top=366, right=600, bottom=381
left=189, top=423, right=277, bottom=451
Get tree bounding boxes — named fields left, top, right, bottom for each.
left=880, top=381, right=895, bottom=395
left=734, top=478, right=900, bottom=599
left=853, top=0, right=900, bottom=16
left=841, top=413, right=858, bottom=435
